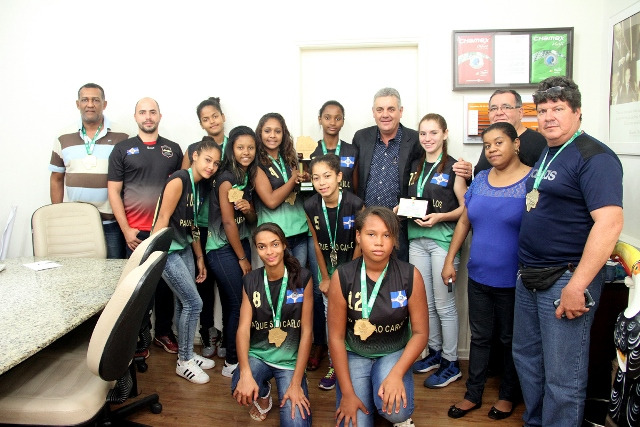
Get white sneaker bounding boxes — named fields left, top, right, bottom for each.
left=393, top=418, right=415, bottom=427
left=193, top=353, right=215, bottom=369
left=176, top=359, right=210, bottom=384
left=221, top=361, right=238, bottom=378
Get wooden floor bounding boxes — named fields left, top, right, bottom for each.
left=121, top=344, right=524, bottom=426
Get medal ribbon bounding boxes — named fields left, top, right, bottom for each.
left=187, top=168, right=201, bottom=221
left=533, top=130, right=581, bottom=191
left=268, top=154, right=289, bottom=181
left=220, top=136, right=228, bottom=160
left=321, top=191, right=342, bottom=274
left=81, top=123, right=103, bottom=155
left=232, top=173, right=248, bottom=190
left=360, top=260, right=389, bottom=319
left=417, top=153, right=442, bottom=198
left=321, top=139, right=341, bottom=156
left=263, top=268, right=289, bottom=328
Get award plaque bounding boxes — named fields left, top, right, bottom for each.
left=397, top=198, right=428, bottom=219
left=296, top=136, right=317, bottom=159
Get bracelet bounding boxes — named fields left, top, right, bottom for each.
left=238, top=256, right=247, bottom=261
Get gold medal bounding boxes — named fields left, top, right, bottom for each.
left=285, top=192, right=296, bottom=205
left=268, top=327, right=288, bottom=347
left=228, top=188, right=244, bottom=203
left=526, top=189, right=539, bottom=212
left=354, top=318, right=376, bottom=341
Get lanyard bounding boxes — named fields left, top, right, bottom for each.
left=417, top=153, right=442, bottom=197
left=321, top=191, right=342, bottom=273
left=220, top=136, right=228, bottom=161
left=232, top=173, right=248, bottom=190
left=81, top=123, right=102, bottom=155
left=187, top=168, right=200, bottom=220
left=268, top=154, right=288, bottom=181
left=533, top=130, right=581, bottom=190
left=360, top=260, right=389, bottom=319
left=321, top=139, right=341, bottom=156
left=263, top=268, right=289, bottom=328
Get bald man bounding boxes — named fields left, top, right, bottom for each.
left=108, top=97, right=183, bottom=354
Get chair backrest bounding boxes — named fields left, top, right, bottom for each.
left=116, top=227, right=173, bottom=285
left=32, top=202, right=107, bottom=258
left=87, top=251, right=168, bottom=380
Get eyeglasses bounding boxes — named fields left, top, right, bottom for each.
left=533, top=86, right=565, bottom=98
left=488, top=105, right=518, bottom=113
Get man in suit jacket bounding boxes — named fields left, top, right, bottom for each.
left=352, top=87, right=422, bottom=261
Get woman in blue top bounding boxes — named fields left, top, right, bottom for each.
left=153, top=139, right=221, bottom=384
left=442, top=122, right=531, bottom=420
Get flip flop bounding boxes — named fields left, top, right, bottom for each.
left=249, top=383, right=272, bottom=422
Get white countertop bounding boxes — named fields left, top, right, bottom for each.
left=0, top=257, right=125, bottom=375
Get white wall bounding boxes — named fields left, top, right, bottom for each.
left=2, top=0, right=638, bottom=358
left=3, top=0, right=637, bottom=256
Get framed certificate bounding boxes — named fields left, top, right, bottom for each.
left=397, top=198, right=428, bottom=219
left=453, top=27, right=574, bottom=90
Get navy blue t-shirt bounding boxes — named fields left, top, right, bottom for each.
left=518, top=133, right=623, bottom=268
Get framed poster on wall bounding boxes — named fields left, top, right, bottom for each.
left=609, top=2, right=640, bottom=155
left=453, top=28, right=573, bottom=90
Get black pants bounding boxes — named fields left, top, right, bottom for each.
left=465, top=278, right=519, bottom=404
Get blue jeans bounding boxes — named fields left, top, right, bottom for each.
left=306, top=236, right=326, bottom=346
left=335, top=349, right=414, bottom=426
left=195, top=227, right=215, bottom=330
left=409, top=237, right=459, bottom=361
left=465, top=278, right=518, bottom=404
left=103, top=221, right=125, bottom=259
left=286, top=233, right=308, bottom=268
left=161, top=246, right=203, bottom=361
left=206, top=240, right=251, bottom=365
left=512, top=268, right=604, bottom=427
left=231, top=356, right=311, bottom=427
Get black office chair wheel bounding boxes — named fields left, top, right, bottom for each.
left=150, top=402, right=162, bottom=414
left=137, top=361, right=148, bottom=373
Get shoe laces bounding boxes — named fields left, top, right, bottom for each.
left=323, top=367, right=336, bottom=379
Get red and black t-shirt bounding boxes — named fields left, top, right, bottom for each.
left=108, top=136, right=183, bottom=231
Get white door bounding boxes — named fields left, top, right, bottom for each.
left=298, top=44, right=419, bottom=142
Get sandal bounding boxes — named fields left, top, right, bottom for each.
left=249, top=383, right=272, bottom=422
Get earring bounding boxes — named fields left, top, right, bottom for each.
left=515, top=148, right=520, bottom=155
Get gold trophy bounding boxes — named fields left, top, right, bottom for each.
left=296, top=136, right=316, bottom=192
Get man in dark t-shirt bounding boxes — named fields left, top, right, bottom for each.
left=513, top=78, right=623, bottom=427
left=473, top=89, right=547, bottom=176
left=108, top=97, right=183, bottom=354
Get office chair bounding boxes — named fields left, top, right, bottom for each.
left=116, top=227, right=173, bottom=373
left=0, top=251, right=168, bottom=426
left=32, top=202, right=107, bottom=258
left=117, top=227, right=173, bottom=285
